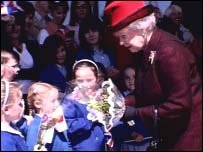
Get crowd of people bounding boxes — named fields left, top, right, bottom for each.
left=1, top=1, right=202, bottom=151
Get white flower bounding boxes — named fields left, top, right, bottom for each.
left=149, top=51, right=156, bottom=64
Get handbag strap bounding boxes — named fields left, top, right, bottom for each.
left=152, top=105, right=159, bottom=138
left=149, top=106, right=163, bottom=150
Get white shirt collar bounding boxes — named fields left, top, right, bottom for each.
left=1, top=122, right=24, bottom=137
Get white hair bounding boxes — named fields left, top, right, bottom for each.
left=164, top=4, right=182, bottom=17
left=127, top=13, right=156, bottom=33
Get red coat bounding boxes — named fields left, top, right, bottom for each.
left=135, top=28, right=202, bottom=150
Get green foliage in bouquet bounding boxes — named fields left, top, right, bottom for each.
left=87, top=86, right=111, bottom=114
left=86, top=78, right=125, bottom=132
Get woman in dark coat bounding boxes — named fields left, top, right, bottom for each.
left=105, top=1, right=202, bottom=151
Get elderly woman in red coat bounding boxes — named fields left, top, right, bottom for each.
left=105, top=1, right=202, bottom=151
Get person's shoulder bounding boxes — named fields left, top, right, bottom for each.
left=25, top=39, right=39, bottom=45
left=157, top=28, right=178, bottom=42
left=1, top=132, right=17, bottom=150
left=76, top=49, right=92, bottom=60
left=62, top=95, right=75, bottom=106
left=157, top=45, right=182, bottom=62
left=77, top=48, right=88, bottom=54
left=1, top=130, right=23, bottom=141
left=156, top=35, right=194, bottom=64
left=179, top=24, right=190, bottom=32
left=157, top=29, right=186, bottom=55
left=39, top=28, right=48, bottom=34
left=28, top=115, right=41, bottom=126
left=25, top=40, right=40, bottom=52
left=1, top=131, right=13, bottom=137
left=38, top=28, right=49, bottom=44
left=41, top=64, right=57, bottom=72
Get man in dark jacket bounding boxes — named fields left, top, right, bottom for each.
left=105, top=1, right=202, bottom=151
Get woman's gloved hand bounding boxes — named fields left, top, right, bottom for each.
left=124, top=105, right=137, bottom=118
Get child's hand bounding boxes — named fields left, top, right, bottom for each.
left=34, top=144, right=47, bottom=151
left=131, top=131, right=144, bottom=142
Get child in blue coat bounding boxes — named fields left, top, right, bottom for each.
left=16, top=82, right=73, bottom=151
left=62, top=59, right=106, bottom=151
left=1, top=80, right=27, bottom=151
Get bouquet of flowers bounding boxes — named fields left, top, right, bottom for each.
left=34, top=106, right=67, bottom=151
left=86, top=78, right=125, bottom=132
left=68, top=78, right=125, bottom=132
left=65, top=78, right=125, bottom=148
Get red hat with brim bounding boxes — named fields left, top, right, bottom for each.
left=104, top=1, right=153, bottom=32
